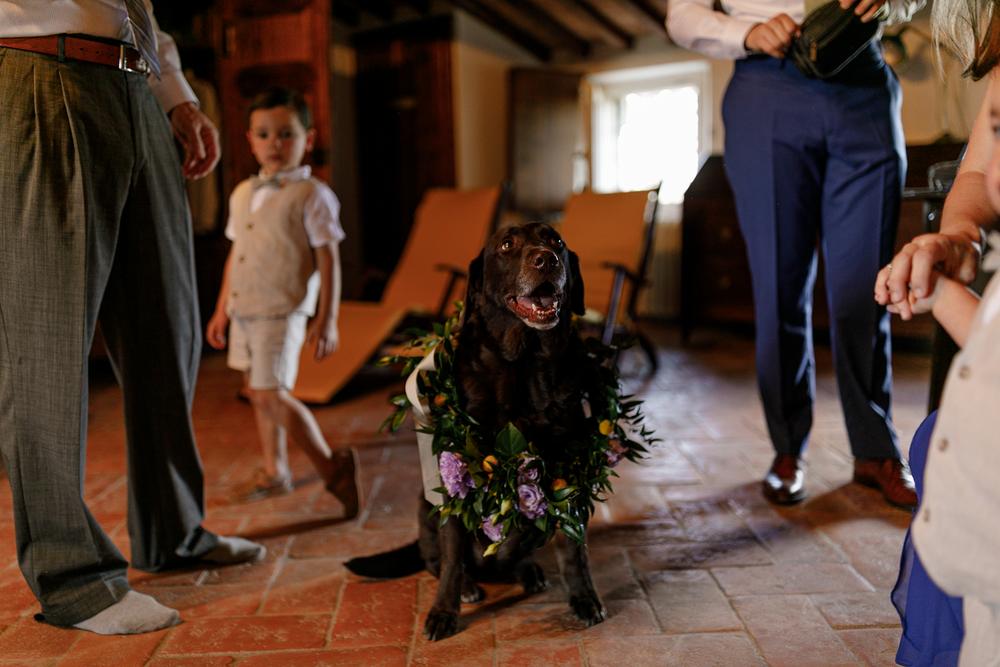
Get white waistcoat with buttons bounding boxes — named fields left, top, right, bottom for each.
left=913, top=271, right=1000, bottom=665
left=226, top=178, right=320, bottom=318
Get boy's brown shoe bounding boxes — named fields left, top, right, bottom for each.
left=853, top=458, right=917, bottom=511
left=325, top=448, right=362, bottom=519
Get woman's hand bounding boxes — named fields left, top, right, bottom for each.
left=874, top=233, right=980, bottom=320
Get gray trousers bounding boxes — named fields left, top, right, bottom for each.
left=0, top=47, right=217, bottom=626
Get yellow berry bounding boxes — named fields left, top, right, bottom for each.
left=482, top=455, right=499, bottom=473
left=433, top=394, right=447, bottom=408
left=598, top=419, right=613, bottom=436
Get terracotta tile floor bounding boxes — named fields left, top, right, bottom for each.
left=0, top=326, right=931, bottom=666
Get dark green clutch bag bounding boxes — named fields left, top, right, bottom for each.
left=790, top=0, right=881, bottom=79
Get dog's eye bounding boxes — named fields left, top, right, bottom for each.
left=500, top=238, right=514, bottom=252
left=553, top=238, right=564, bottom=249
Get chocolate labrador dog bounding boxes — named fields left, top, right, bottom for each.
left=347, top=222, right=607, bottom=640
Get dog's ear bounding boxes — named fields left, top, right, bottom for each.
left=464, top=250, right=485, bottom=316
left=567, top=250, right=585, bottom=316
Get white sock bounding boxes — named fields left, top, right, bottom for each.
left=201, top=535, right=266, bottom=565
left=73, top=591, right=180, bottom=635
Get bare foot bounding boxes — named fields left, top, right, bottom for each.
left=325, top=448, right=361, bottom=519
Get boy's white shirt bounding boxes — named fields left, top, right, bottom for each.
left=0, top=0, right=197, bottom=112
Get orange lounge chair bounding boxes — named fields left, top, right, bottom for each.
left=556, top=186, right=660, bottom=370
left=292, top=185, right=503, bottom=403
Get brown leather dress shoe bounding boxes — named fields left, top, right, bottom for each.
left=762, top=454, right=806, bottom=505
left=853, top=458, right=917, bottom=510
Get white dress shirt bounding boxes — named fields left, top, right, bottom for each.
left=0, top=0, right=197, bottom=111
left=666, top=0, right=923, bottom=61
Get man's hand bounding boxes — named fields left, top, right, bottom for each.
left=874, top=233, right=979, bottom=320
left=169, top=102, right=220, bottom=180
left=839, top=0, right=887, bottom=23
left=744, top=14, right=799, bottom=58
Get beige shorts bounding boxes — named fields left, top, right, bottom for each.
left=228, top=313, right=308, bottom=390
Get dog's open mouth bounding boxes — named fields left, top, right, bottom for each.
left=506, top=284, right=561, bottom=329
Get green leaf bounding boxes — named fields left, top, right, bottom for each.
left=390, top=409, right=407, bottom=431
left=483, top=541, right=500, bottom=557
left=495, top=423, right=528, bottom=458
left=560, top=520, right=585, bottom=544
left=464, top=432, right=482, bottom=459
left=553, top=485, right=577, bottom=501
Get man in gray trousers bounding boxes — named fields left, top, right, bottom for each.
left=0, top=2, right=265, bottom=634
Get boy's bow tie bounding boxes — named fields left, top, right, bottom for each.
left=252, top=175, right=285, bottom=190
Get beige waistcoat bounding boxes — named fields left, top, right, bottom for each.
left=227, top=179, right=320, bottom=318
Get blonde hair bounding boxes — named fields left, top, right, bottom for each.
left=932, top=0, right=1000, bottom=79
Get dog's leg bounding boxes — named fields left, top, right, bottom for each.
left=514, top=558, right=548, bottom=595
left=461, top=575, right=485, bottom=603
left=563, top=538, right=607, bottom=626
left=424, top=516, right=465, bottom=640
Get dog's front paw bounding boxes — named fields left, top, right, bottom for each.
left=570, top=593, right=607, bottom=627
left=424, top=608, right=460, bottom=641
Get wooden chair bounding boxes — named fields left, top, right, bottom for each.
left=556, top=186, right=660, bottom=371
left=292, top=185, right=504, bottom=403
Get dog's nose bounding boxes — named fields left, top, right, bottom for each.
left=528, top=247, right=560, bottom=271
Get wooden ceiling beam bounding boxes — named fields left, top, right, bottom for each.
left=399, top=0, right=432, bottom=13
left=624, top=0, right=668, bottom=35
left=530, top=0, right=631, bottom=49
left=576, top=0, right=635, bottom=48
left=478, top=0, right=591, bottom=57
left=584, top=0, right=664, bottom=36
left=450, top=0, right=554, bottom=61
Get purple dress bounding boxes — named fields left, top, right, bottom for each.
left=891, top=411, right=964, bottom=666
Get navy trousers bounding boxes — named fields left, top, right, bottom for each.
left=722, top=43, right=904, bottom=459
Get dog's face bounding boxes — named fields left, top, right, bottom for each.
left=466, top=222, right=584, bottom=331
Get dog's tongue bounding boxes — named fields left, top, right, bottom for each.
left=514, top=296, right=558, bottom=322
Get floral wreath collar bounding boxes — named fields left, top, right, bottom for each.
left=381, top=305, right=659, bottom=554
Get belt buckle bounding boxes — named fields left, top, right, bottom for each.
left=117, top=43, right=149, bottom=75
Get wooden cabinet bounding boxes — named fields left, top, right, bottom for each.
left=215, top=0, right=333, bottom=198
left=680, top=144, right=964, bottom=342
left=508, top=68, right=582, bottom=217
left=353, top=16, right=456, bottom=279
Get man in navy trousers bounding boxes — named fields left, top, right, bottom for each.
left=668, top=0, right=920, bottom=509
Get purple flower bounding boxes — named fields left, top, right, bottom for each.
left=517, top=483, right=547, bottom=519
left=439, top=451, right=475, bottom=499
left=605, top=439, right=628, bottom=468
left=482, top=515, right=503, bottom=542
left=518, top=457, right=540, bottom=484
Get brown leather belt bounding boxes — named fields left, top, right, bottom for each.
left=0, top=34, right=150, bottom=75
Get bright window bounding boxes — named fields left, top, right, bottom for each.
left=589, top=61, right=711, bottom=207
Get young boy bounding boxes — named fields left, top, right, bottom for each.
left=206, top=87, right=359, bottom=517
